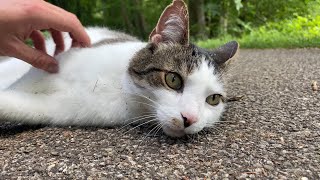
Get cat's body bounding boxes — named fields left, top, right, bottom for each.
left=1, top=27, right=148, bottom=126
left=0, top=0, right=238, bottom=137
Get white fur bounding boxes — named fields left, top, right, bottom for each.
left=0, top=27, right=225, bottom=137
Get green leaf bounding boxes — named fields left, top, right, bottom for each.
left=234, top=0, right=243, bottom=12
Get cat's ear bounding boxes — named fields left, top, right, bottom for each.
left=149, top=0, right=189, bottom=46
left=211, top=41, right=239, bottom=66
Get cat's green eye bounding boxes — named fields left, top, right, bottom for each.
left=206, top=94, right=222, bottom=106
left=165, top=72, right=182, bottom=90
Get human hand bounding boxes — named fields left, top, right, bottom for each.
left=0, top=0, right=91, bottom=73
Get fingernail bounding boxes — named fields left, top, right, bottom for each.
left=47, top=65, right=59, bottom=73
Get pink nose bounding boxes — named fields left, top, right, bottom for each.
left=181, top=112, right=198, bottom=128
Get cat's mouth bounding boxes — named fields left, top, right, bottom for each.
left=162, top=125, right=186, bottom=137
left=159, top=117, right=199, bottom=137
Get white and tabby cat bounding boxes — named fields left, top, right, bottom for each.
left=0, top=0, right=238, bottom=137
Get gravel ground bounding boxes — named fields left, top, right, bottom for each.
left=1, top=49, right=319, bottom=179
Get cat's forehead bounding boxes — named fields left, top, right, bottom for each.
left=152, top=43, right=220, bottom=75
left=155, top=44, right=224, bottom=94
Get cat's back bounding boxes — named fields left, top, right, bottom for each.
left=6, top=28, right=147, bottom=93
left=57, top=40, right=147, bottom=78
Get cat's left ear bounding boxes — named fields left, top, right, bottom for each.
left=149, top=0, right=189, bottom=46
left=211, top=41, right=239, bottom=66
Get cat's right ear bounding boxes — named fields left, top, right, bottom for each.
left=149, top=0, right=189, bottom=46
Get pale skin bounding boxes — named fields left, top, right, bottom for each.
left=0, top=0, right=91, bottom=73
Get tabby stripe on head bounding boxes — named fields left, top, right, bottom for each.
left=128, top=66, right=167, bottom=89
left=132, top=67, right=167, bottom=76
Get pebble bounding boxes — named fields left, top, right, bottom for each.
left=263, top=165, right=274, bottom=171
left=47, top=164, right=56, bottom=172
left=266, top=160, right=274, bottom=165
left=311, top=81, right=318, bottom=91
left=230, top=143, right=239, bottom=149
left=116, top=174, right=124, bottom=178
left=237, top=173, right=248, bottom=179
left=283, top=161, right=292, bottom=167
left=50, top=151, right=59, bottom=156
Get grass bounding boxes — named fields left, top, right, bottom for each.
left=197, top=15, right=320, bottom=49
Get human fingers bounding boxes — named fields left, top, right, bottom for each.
left=49, top=29, right=65, bottom=55
left=30, top=30, right=46, bottom=53
left=29, top=2, right=91, bottom=47
left=44, top=2, right=87, bottom=49
left=8, top=37, right=59, bottom=73
left=68, top=33, right=82, bottom=48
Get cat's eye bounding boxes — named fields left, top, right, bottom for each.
left=206, top=94, right=223, bottom=106
left=165, top=72, right=182, bottom=90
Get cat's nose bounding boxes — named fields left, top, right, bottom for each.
left=181, top=113, right=198, bottom=128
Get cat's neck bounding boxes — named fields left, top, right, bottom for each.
left=122, top=73, right=141, bottom=95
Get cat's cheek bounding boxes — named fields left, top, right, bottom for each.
left=204, top=103, right=226, bottom=126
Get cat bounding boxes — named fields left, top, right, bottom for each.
left=0, top=0, right=238, bottom=137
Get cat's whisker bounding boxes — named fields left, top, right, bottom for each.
left=129, top=93, right=175, bottom=121
left=125, top=113, right=157, bottom=121
left=129, top=100, right=159, bottom=109
left=194, top=134, right=199, bottom=142
left=121, top=113, right=157, bottom=124
left=148, top=123, right=162, bottom=137
left=119, top=90, right=157, bottom=104
left=139, top=122, right=161, bottom=146
left=127, top=96, right=168, bottom=115
left=131, top=93, right=160, bottom=106
left=188, top=134, right=197, bottom=143
left=153, top=123, right=164, bottom=137
left=127, top=94, right=168, bottom=114
left=121, top=119, right=158, bottom=135
left=118, top=115, right=157, bottom=132
left=119, top=113, right=157, bottom=126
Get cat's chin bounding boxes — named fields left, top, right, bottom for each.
left=162, top=126, right=186, bottom=137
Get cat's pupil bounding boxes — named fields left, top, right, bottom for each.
left=172, top=76, right=176, bottom=83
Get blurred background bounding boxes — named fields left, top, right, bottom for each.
left=47, top=0, right=320, bottom=48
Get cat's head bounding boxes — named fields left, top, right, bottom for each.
left=128, top=0, right=238, bottom=137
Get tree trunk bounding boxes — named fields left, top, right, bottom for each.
left=189, top=0, right=207, bottom=39
left=132, top=0, right=147, bottom=39
left=120, top=0, right=134, bottom=34
left=219, top=0, right=229, bottom=35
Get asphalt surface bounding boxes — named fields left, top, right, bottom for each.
left=1, top=49, right=319, bottom=179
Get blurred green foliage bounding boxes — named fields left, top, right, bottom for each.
left=47, top=0, right=320, bottom=48
left=198, top=15, right=320, bottom=48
